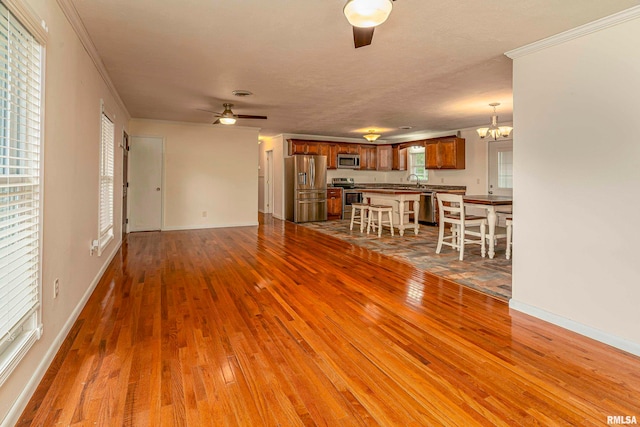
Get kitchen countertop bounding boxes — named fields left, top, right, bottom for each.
left=360, top=188, right=423, bottom=195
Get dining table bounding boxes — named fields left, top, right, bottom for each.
left=463, top=195, right=513, bottom=259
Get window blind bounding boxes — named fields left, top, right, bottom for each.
left=98, top=110, right=114, bottom=254
left=0, top=1, right=43, bottom=385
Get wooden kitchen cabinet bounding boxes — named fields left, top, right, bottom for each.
left=321, top=144, right=338, bottom=169
left=392, top=146, right=407, bottom=170
left=425, top=137, right=465, bottom=169
left=359, top=145, right=377, bottom=170
left=377, top=145, right=393, bottom=171
left=337, top=143, right=360, bottom=154
left=327, top=187, right=343, bottom=220
left=289, top=139, right=319, bottom=155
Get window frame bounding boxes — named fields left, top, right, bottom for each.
left=97, top=101, right=115, bottom=256
left=408, top=146, right=428, bottom=181
left=0, top=0, right=46, bottom=387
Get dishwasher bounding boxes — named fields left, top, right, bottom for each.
left=418, top=192, right=436, bottom=224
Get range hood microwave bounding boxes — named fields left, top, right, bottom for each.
left=337, top=154, right=360, bottom=169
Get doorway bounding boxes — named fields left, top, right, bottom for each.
left=488, top=140, right=513, bottom=197
left=122, top=131, right=129, bottom=239
left=265, top=150, right=274, bottom=214
left=129, top=136, right=163, bottom=231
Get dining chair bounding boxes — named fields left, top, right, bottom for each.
left=435, top=193, right=486, bottom=261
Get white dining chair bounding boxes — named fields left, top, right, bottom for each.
left=435, top=193, right=486, bottom=261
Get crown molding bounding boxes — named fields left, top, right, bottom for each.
left=506, top=5, right=640, bottom=59
left=55, top=0, right=130, bottom=121
left=2, top=0, right=48, bottom=43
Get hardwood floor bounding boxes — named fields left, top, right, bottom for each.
left=18, top=215, right=640, bottom=426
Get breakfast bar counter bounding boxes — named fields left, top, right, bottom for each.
left=361, top=189, right=421, bottom=236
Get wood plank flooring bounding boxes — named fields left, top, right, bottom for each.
left=18, top=215, right=640, bottom=426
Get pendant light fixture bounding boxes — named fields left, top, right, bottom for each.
left=344, top=0, right=393, bottom=28
left=363, top=130, right=381, bottom=142
left=476, top=103, right=513, bottom=140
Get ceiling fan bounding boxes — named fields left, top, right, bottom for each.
left=199, top=103, right=267, bottom=125
left=344, top=0, right=396, bottom=49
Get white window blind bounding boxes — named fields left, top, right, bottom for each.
left=98, top=109, right=114, bottom=255
left=409, top=146, right=428, bottom=181
left=0, top=1, right=43, bottom=386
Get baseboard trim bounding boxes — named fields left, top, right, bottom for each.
left=509, top=299, right=640, bottom=357
left=162, top=222, right=259, bottom=231
left=2, top=241, right=122, bottom=427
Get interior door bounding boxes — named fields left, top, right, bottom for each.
left=488, top=140, right=513, bottom=197
left=266, top=150, right=274, bottom=214
left=129, top=136, right=163, bottom=231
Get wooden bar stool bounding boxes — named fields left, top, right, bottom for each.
left=505, top=217, right=513, bottom=260
left=367, top=205, right=394, bottom=237
left=350, top=203, right=370, bottom=232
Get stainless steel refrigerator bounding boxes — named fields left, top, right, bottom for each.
left=285, top=155, right=327, bottom=222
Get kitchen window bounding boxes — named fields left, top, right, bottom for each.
left=409, top=146, right=428, bottom=181
left=97, top=103, right=115, bottom=255
left=0, top=1, right=45, bottom=386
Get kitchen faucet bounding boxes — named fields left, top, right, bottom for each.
left=407, top=174, right=421, bottom=187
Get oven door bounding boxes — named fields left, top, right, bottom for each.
left=342, top=190, right=363, bottom=219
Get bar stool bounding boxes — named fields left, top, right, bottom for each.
left=367, top=205, right=394, bottom=237
left=505, top=217, right=513, bottom=260
left=350, top=203, right=370, bottom=232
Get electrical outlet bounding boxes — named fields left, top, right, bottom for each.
left=441, top=178, right=444, bottom=183
left=202, top=211, right=207, bottom=217
left=53, top=278, right=59, bottom=299
left=477, top=178, right=480, bottom=184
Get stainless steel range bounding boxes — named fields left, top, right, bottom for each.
left=331, top=178, right=363, bottom=220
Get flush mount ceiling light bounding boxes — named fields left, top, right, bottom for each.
left=344, top=0, right=393, bottom=28
left=476, top=103, right=513, bottom=140
left=363, top=130, right=381, bottom=142
left=232, top=89, right=253, bottom=97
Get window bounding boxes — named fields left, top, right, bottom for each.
left=408, top=146, right=428, bottom=181
left=97, top=105, right=114, bottom=255
left=0, top=2, right=44, bottom=386
left=498, top=150, right=513, bottom=189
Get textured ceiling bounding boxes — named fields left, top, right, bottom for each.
left=71, top=0, right=638, bottom=141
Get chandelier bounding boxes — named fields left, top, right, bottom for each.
left=476, top=103, right=513, bottom=140
left=363, top=130, right=381, bottom=142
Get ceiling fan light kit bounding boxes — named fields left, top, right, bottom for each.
left=344, top=0, right=393, bottom=28
left=476, top=103, right=513, bottom=140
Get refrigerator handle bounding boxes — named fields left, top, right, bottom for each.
left=310, top=157, right=315, bottom=187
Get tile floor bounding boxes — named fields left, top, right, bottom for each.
left=299, top=219, right=512, bottom=300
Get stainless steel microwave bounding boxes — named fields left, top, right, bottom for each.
left=337, top=154, right=360, bottom=169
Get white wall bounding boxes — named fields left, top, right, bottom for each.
left=509, top=12, right=640, bottom=354
left=129, top=120, right=259, bottom=229
left=1, top=0, right=131, bottom=424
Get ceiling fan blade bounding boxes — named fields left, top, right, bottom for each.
left=198, top=108, right=221, bottom=115
left=236, top=114, right=267, bottom=120
left=212, top=118, right=221, bottom=124
left=353, top=26, right=374, bottom=48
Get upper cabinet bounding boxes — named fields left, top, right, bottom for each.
left=392, top=146, right=407, bottom=171
left=359, top=145, right=377, bottom=170
left=337, top=144, right=360, bottom=154
left=425, top=137, right=465, bottom=169
left=376, top=145, right=393, bottom=171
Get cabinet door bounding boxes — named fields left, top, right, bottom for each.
left=377, top=145, right=392, bottom=171
left=327, top=144, right=338, bottom=169
left=438, top=140, right=458, bottom=169
left=360, top=145, right=376, bottom=170
left=327, top=188, right=342, bottom=219
left=425, top=142, right=440, bottom=168
left=305, top=141, right=321, bottom=155
left=392, top=147, right=407, bottom=170
left=290, top=140, right=306, bottom=155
